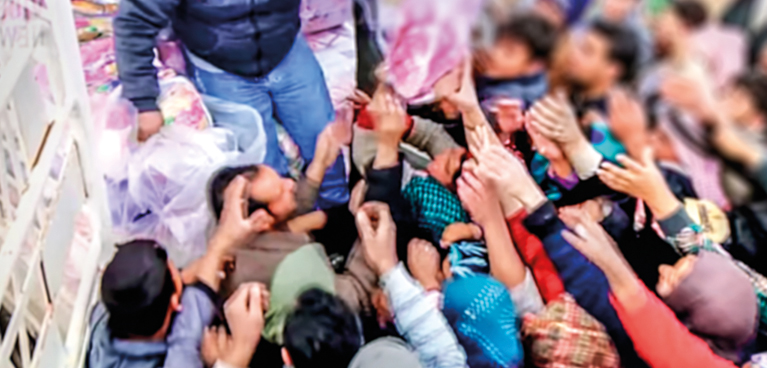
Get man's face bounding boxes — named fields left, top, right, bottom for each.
left=723, top=86, right=757, bottom=126
left=653, top=10, right=684, bottom=53
left=246, top=165, right=297, bottom=222
left=427, top=147, right=467, bottom=189
left=569, top=31, right=613, bottom=88
left=483, top=39, right=534, bottom=79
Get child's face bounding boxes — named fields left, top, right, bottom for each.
left=483, top=39, right=534, bottom=79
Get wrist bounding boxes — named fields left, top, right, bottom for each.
left=646, top=188, right=681, bottom=221
left=500, top=196, right=524, bottom=218
left=305, top=163, right=325, bottom=185
left=516, top=185, right=547, bottom=214
left=223, top=340, right=258, bottom=368
left=373, top=142, right=399, bottom=169
left=562, top=136, right=590, bottom=159
left=376, top=259, right=399, bottom=277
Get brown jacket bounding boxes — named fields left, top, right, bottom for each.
left=221, top=231, right=377, bottom=314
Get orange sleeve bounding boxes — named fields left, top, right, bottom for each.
left=610, top=285, right=738, bottom=368
left=506, top=210, right=566, bottom=303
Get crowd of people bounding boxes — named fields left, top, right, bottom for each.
left=88, top=0, right=767, bottom=367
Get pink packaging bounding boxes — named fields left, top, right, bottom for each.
left=386, top=0, right=484, bottom=102
left=300, top=0, right=352, bottom=34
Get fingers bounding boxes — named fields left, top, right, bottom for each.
left=615, top=154, right=644, bottom=173
left=225, top=283, right=250, bottom=311
left=248, top=283, right=264, bottom=314
left=597, top=162, right=632, bottom=191
left=216, top=326, right=229, bottom=351
left=248, top=209, right=275, bottom=232
left=461, top=169, right=485, bottom=192
left=640, top=146, right=655, bottom=166
left=355, top=209, right=375, bottom=241
left=561, top=229, right=585, bottom=249
left=223, top=176, right=248, bottom=218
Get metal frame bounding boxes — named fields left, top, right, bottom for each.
left=1, top=0, right=112, bottom=366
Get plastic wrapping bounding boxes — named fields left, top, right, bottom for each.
left=300, top=0, right=352, bottom=34
left=202, top=94, right=267, bottom=165
left=110, top=125, right=238, bottom=267
left=385, top=0, right=484, bottom=102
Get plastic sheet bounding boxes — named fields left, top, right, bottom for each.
left=110, top=125, right=237, bottom=266
left=385, top=0, right=484, bottom=102
left=202, top=94, right=267, bottom=165
left=300, top=0, right=352, bottom=34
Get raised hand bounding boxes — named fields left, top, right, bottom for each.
left=528, top=91, right=586, bottom=155
left=659, top=76, right=717, bottom=123
left=561, top=217, right=621, bottom=269
left=225, top=283, right=268, bottom=350
left=526, top=116, right=565, bottom=162
left=407, top=239, right=443, bottom=291
left=307, top=123, right=344, bottom=183
left=356, top=202, right=399, bottom=276
left=475, top=146, right=545, bottom=213
left=597, top=148, right=680, bottom=219
left=444, top=58, right=481, bottom=120
left=608, top=89, right=648, bottom=157
left=368, top=85, right=409, bottom=146
left=457, top=166, right=502, bottom=226
left=203, top=283, right=269, bottom=368
left=211, top=176, right=274, bottom=252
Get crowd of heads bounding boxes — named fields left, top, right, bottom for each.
left=96, top=0, right=767, bottom=368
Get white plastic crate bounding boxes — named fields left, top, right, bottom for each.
left=0, top=0, right=112, bottom=367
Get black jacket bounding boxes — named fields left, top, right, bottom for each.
left=114, top=0, right=301, bottom=111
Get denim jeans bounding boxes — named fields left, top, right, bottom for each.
left=191, top=35, right=349, bottom=208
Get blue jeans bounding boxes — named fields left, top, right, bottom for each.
left=191, top=36, right=349, bottom=209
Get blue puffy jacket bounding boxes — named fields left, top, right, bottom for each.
left=114, top=0, right=301, bottom=111
left=523, top=201, right=650, bottom=368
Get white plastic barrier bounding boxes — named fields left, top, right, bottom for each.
left=0, top=0, right=112, bottom=367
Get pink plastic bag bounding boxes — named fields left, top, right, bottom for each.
left=385, top=0, right=484, bottom=102
left=300, top=0, right=352, bottom=34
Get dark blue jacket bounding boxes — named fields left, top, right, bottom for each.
left=524, top=201, right=650, bottom=368
left=114, top=0, right=301, bottom=112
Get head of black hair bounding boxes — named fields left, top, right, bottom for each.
left=734, top=71, right=767, bottom=121
left=283, top=288, right=362, bottom=368
left=104, top=240, right=176, bottom=338
left=671, top=0, right=708, bottom=30
left=496, top=13, right=559, bottom=65
left=208, top=165, right=270, bottom=221
left=590, top=19, right=640, bottom=84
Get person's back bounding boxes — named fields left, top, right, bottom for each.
left=87, top=304, right=168, bottom=368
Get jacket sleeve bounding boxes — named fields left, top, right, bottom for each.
left=381, top=263, right=468, bottom=368
left=523, top=201, right=648, bottom=368
left=114, top=0, right=179, bottom=112
left=365, top=161, right=426, bottom=261
left=506, top=210, right=565, bottom=303
left=164, top=283, right=220, bottom=368
left=657, top=207, right=767, bottom=327
left=610, top=286, right=737, bottom=368
left=405, top=117, right=460, bottom=158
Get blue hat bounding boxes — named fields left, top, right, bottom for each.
left=443, top=275, right=523, bottom=368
